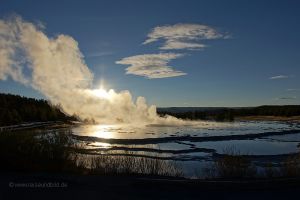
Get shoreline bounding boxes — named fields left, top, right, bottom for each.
left=1, top=116, right=300, bottom=132
left=0, top=121, right=76, bottom=132
left=236, top=116, right=300, bottom=122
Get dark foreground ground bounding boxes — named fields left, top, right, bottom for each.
left=1, top=173, right=300, bottom=200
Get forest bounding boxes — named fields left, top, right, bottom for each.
left=158, top=105, right=300, bottom=121
left=0, top=93, right=74, bottom=126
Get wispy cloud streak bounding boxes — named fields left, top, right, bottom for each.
left=269, top=75, right=289, bottom=80
left=276, top=97, right=297, bottom=100
left=116, top=53, right=185, bottom=79
left=287, top=88, right=300, bottom=91
left=143, top=23, right=228, bottom=50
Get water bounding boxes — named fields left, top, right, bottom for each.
left=69, top=120, right=300, bottom=177
left=72, top=120, right=300, bottom=139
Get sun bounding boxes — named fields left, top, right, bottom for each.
left=86, top=81, right=115, bottom=100
left=92, top=88, right=111, bottom=99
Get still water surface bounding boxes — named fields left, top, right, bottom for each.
left=69, top=120, right=300, bottom=177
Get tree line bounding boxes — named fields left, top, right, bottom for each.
left=158, top=105, right=300, bottom=122
left=0, top=93, right=75, bottom=126
left=1, top=92, right=300, bottom=125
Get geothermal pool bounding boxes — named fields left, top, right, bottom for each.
left=67, top=120, right=300, bottom=177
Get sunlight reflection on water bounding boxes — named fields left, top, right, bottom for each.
left=72, top=120, right=299, bottom=140
left=67, top=120, right=300, bottom=177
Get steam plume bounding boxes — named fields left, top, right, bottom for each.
left=0, top=16, right=187, bottom=125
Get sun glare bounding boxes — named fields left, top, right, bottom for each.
left=92, top=88, right=111, bottom=99
left=86, top=82, right=115, bottom=101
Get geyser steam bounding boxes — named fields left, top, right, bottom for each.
left=0, top=16, right=186, bottom=125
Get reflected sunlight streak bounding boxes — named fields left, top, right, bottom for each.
left=88, top=124, right=118, bottom=139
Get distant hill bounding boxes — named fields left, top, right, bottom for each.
left=157, top=106, right=300, bottom=121
left=157, top=107, right=252, bottom=113
left=0, top=93, right=75, bottom=126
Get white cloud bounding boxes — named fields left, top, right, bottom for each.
left=0, top=18, right=29, bottom=84
left=116, top=53, right=186, bottom=79
left=287, top=88, right=300, bottom=91
left=269, top=75, right=289, bottom=79
left=143, top=23, right=227, bottom=50
left=116, top=23, right=228, bottom=78
left=276, top=97, right=297, bottom=100
left=161, top=40, right=206, bottom=50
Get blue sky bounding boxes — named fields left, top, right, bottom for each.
left=0, top=0, right=300, bottom=107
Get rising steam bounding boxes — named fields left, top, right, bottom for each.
left=0, top=15, right=189, bottom=125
